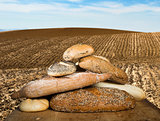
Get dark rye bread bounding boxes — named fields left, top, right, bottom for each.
left=50, top=87, right=135, bottom=112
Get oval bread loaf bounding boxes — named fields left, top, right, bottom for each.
left=19, top=99, right=49, bottom=112
left=63, top=44, right=94, bottom=61
left=79, top=55, right=128, bottom=84
left=47, top=61, right=76, bottom=76
left=94, top=82, right=145, bottom=101
left=50, top=87, right=136, bottom=112
left=93, top=55, right=110, bottom=63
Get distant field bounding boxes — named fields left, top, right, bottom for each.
left=0, top=27, right=137, bottom=39
left=0, top=28, right=159, bottom=69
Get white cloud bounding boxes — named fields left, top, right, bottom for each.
left=1, top=1, right=160, bottom=32
left=0, top=1, right=160, bottom=14
left=0, top=3, right=69, bottom=13
left=91, top=1, right=123, bottom=8
left=82, top=3, right=160, bottom=14
left=0, top=0, right=18, bottom=3
left=67, top=0, right=83, bottom=2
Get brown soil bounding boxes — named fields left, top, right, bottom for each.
left=0, top=28, right=159, bottom=121
left=1, top=28, right=160, bottom=69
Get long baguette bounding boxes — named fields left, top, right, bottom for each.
left=12, top=72, right=111, bottom=98
left=93, top=82, right=145, bottom=101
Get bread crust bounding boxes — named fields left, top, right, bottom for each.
left=11, top=72, right=111, bottom=98
left=50, top=87, right=136, bottom=112
left=79, top=55, right=128, bottom=84
left=63, top=44, right=94, bottom=61
left=19, top=99, right=49, bottom=112
left=94, top=82, right=146, bottom=101
left=47, top=61, right=76, bottom=76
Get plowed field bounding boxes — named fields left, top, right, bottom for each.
left=0, top=28, right=160, bottom=121
left=0, top=28, right=159, bottom=69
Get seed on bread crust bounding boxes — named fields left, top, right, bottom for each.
left=50, top=87, right=135, bottom=112
left=47, top=61, right=76, bottom=76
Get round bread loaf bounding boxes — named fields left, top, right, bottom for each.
left=50, top=87, right=135, bottom=112
left=19, top=99, right=49, bottom=112
left=47, top=61, right=76, bottom=76
left=79, top=55, right=128, bottom=84
left=63, top=44, right=94, bottom=61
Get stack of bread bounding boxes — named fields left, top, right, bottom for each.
left=12, top=44, right=145, bottom=113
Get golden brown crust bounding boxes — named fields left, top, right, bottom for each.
left=11, top=72, right=111, bottom=98
left=79, top=55, right=128, bottom=84
left=50, top=87, right=136, bottom=112
left=63, top=44, right=94, bottom=61
left=19, top=99, right=49, bottom=112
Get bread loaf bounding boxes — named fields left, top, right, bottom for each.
left=50, top=87, right=136, bottom=112
left=94, top=82, right=145, bottom=101
left=12, top=72, right=111, bottom=98
left=63, top=44, right=94, bottom=61
left=79, top=55, right=128, bottom=84
left=19, top=99, right=49, bottom=112
left=47, top=61, right=76, bottom=76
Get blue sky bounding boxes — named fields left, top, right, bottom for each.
left=0, top=0, right=160, bottom=32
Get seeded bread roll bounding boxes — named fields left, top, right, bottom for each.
left=47, top=61, right=76, bottom=76
left=50, top=87, right=135, bottom=112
